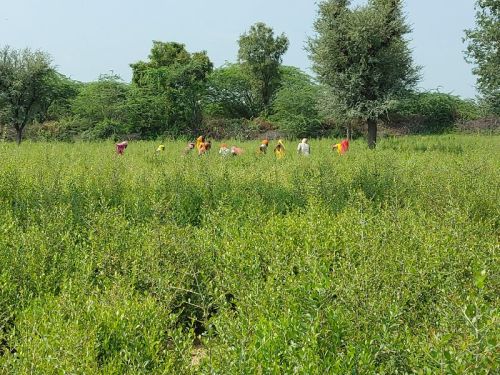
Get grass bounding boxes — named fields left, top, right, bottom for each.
left=0, top=134, right=498, bottom=373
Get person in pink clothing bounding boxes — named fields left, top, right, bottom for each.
left=231, top=146, right=244, bottom=156
left=115, top=141, right=128, bottom=155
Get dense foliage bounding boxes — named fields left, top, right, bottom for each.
left=308, top=0, right=420, bottom=147
left=271, top=66, right=322, bottom=138
left=0, top=47, right=56, bottom=144
left=130, top=41, right=213, bottom=137
left=71, top=74, right=130, bottom=139
left=1, top=3, right=498, bottom=143
left=238, top=22, right=289, bottom=114
left=464, top=0, right=500, bottom=114
left=203, top=63, right=259, bottom=120
left=389, top=92, right=481, bottom=133
left=0, top=135, right=498, bottom=373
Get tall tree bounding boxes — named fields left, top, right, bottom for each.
left=238, top=23, right=289, bottom=115
left=271, top=66, right=322, bottom=138
left=72, top=74, right=129, bottom=125
left=204, top=63, right=260, bottom=119
left=0, top=46, right=55, bottom=144
left=464, top=0, right=500, bottom=114
left=308, top=0, right=420, bottom=148
left=71, top=74, right=130, bottom=139
left=130, top=41, right=213, bottom=136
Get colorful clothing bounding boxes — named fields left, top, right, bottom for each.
left=116, top=141, right=128, bottom=155
left=334, top=139, right=350, bottom=155
left=195, top=136, right=205, bottom=152
left=274, top=140, right=285, bottom=159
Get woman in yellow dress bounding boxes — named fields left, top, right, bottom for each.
left=195, top=136, right=205, bottom=152
left=274, top=140, right=285, bottom=159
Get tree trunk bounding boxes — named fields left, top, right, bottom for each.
left=367, top=118, right=377, bottom=149
left=16, top=127, right=23, bottom=145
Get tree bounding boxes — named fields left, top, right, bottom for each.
left=42, top=73, right=81, bottom=122
left=464, top=0, right=500, bottom=114
left=308, top=0, right=420, bottom=148
left=72, top=74, right=129, bottom=124
left=203, top=63, right=260, bottom=119
left=0, top=46, right=55, bottom=144
left=271, top=66, right=322, bottom=137
left=130, top=41, right=213, bottom=136
left=238, top=23, right=289, bottom=115
left=71, top=74, right=130, bottom=139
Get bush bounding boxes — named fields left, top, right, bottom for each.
left=389, top=92, right=482, bottom=133
left=81, top=119, right=129, bottom=141
left=271, top=67, right=323, bottom=138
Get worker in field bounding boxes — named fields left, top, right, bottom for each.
left=198, top=140, right=212, bottom=156
left=231, top=145, right=244, bottom=156
left=156, top=144, right=165, bottom=153
left=297, top=138, right=310, bottom=156
left=258, top=139, right=269, bottom=154
left=332, top=139, right=350, bottom=155
left=274, top=139, right=285, bottom=159
left=195, top=136, right=205, bottom=152
left=198, top=142, right=207, bottom=155
left=219, top=144, right=231, bottom=157
left=183, top=142, right=196, bottom=155
left=115, top=141, right=128, bottom=155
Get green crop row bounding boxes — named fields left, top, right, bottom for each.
left=0, top=135, right=498, bottom=373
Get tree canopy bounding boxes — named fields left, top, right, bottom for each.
left=271, top=66, right=322, bottom=138
left=203, top=63, right=260, bottom=119
left=308, top=0, right=420, bottom=147
left=130, top=41, right=213, bottom=136
left=464, top=0, right=500, bottom=114
left=238, top=22, right=289, bottom=115
left=0, top=46, right=56, bottom=144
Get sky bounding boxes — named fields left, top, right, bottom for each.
left=0, top=0, right=479, bottom=98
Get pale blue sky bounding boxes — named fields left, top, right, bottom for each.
left=0, top=0, right=478, bottom=98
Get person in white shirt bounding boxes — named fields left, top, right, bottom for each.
left=297, top=138, right=310, bottom=156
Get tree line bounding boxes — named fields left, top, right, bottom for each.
left=0, top=0, right=498, bottom=146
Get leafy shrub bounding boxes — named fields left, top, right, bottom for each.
left=390, top=92, right=482, bottom=133
left=81, top=119, right=129, bottom=141
left=271, top=67, right=323, bottom=138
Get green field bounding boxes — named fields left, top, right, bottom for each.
left=0, top=135, right=498, bottom=373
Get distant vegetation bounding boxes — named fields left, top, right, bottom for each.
left=0, top=0, right=498, bottom=145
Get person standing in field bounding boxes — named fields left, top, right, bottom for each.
left=198, top=142, right=207, bottom=156
left=297, top=138, right=310, bottom=156
left=274, top=140, right=285, bottom=159
left=259, top=139, right=269, bottom=154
